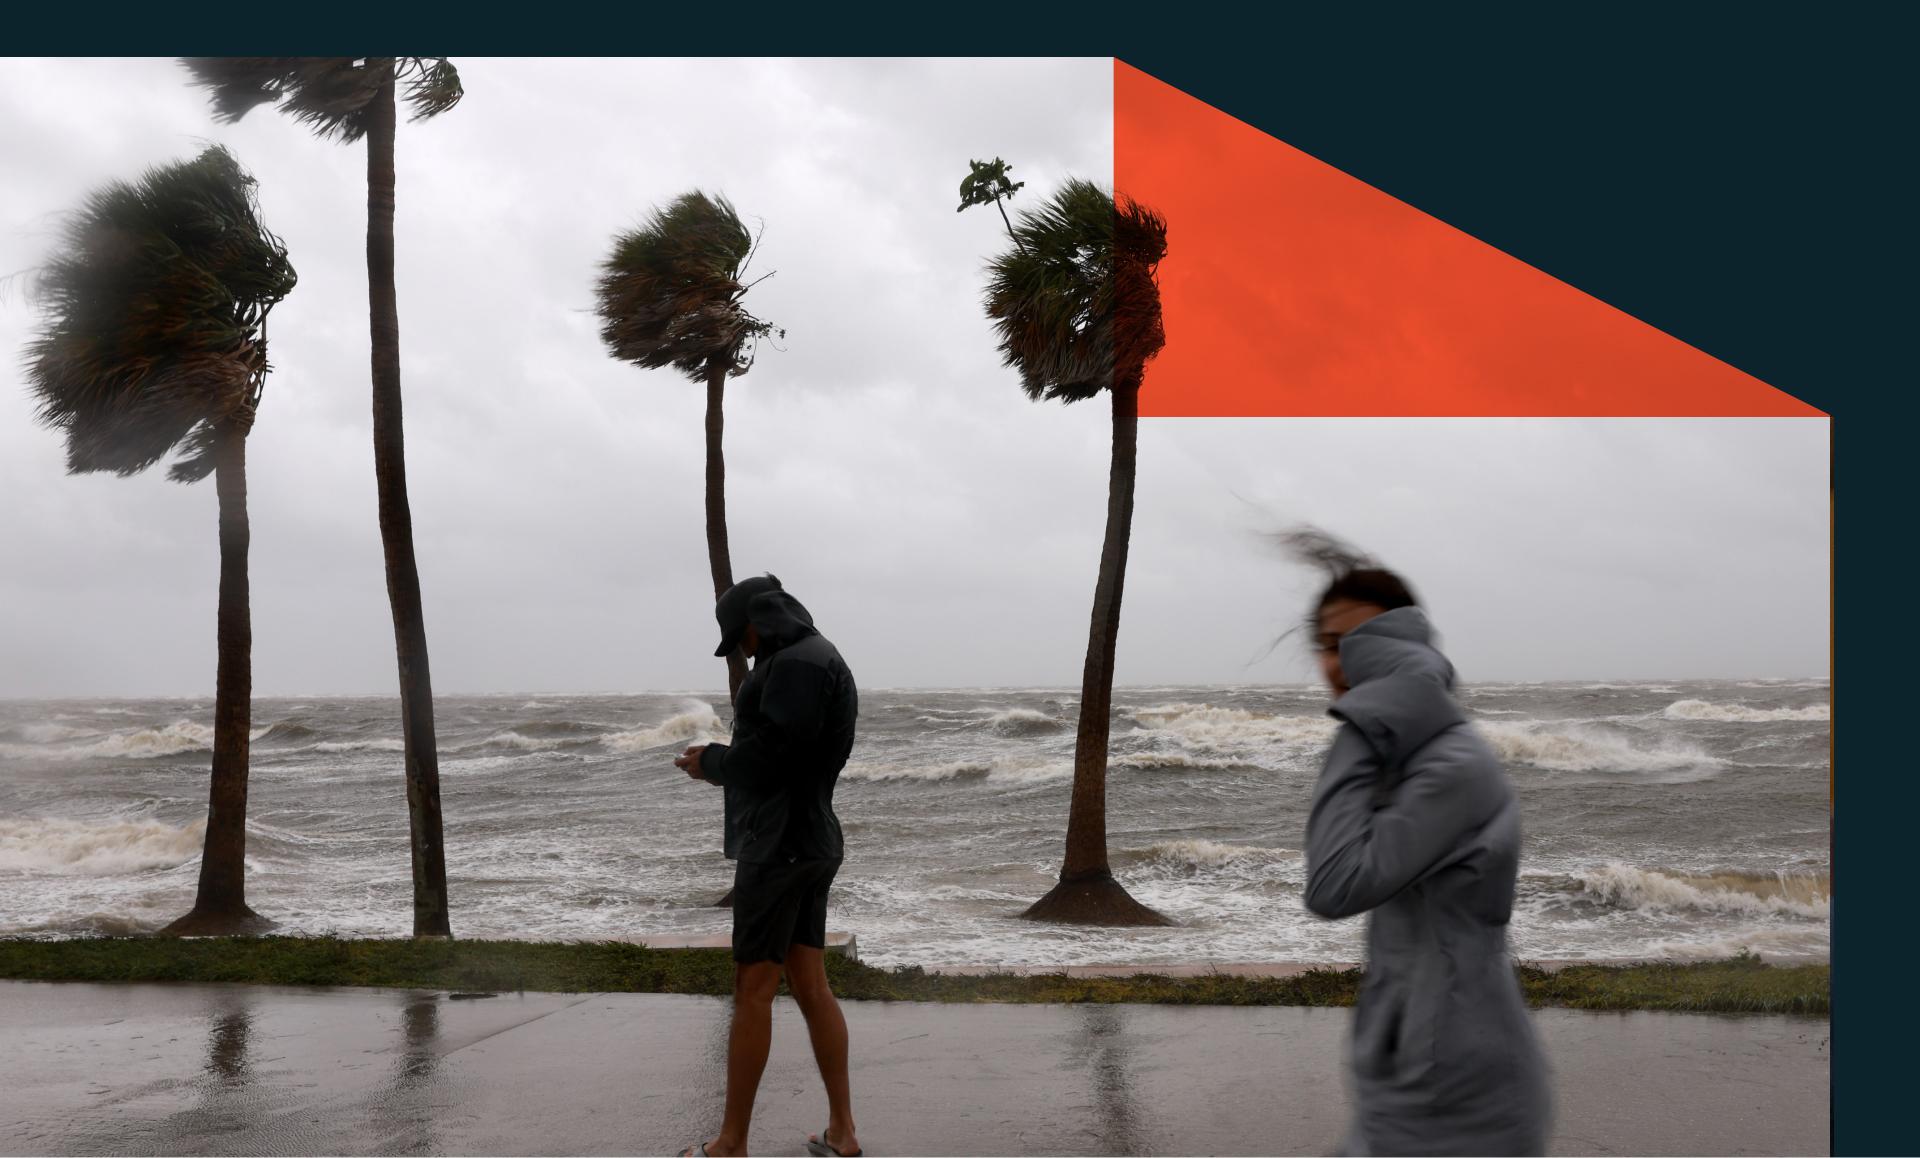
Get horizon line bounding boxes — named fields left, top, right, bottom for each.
left=0, top=674, right=1834, bottom=703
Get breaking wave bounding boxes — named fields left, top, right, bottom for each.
left=600, top=706, right=729, bottom=754
left=0, top=816, right=204, bottom=875
left=986, top=708, right=1066, bottom=737
left=464, top=731, right=573, bottom=753
left=311, top=738, right=406, bottom=753
left=1121, top=839, right=1301, bottom=870
left=255, top=721, right=318, bottom=744
left=1, top=721, right=217, bottom=761
left=504, top=720, right=612, bottom=738
left=1110, top=752, right=1248, bottom=772
left=1662, top=700, right=1829, bottom=723
left=1125, top=703, right=1337, bottom=751
left=842, top=756, right=1070, bottom=786
left=1477, top=721, right=1723, bottom=774
left=1572, top=863, right=1830, bottom=919
left=1640, top=928, right=1834, bottom=961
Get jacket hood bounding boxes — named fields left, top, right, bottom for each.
left=748, top=589, right=818, bottom=655
left=1330, top=606, right=1464, bottom=765
left=1338, top=606, right=1453, bottom=689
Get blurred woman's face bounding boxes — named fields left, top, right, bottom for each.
left=1315, top=598, right=1388, bottom=697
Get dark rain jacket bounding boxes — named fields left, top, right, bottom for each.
left=1304, top=606, right=1552, bottom=1157
left=698, top=589, right=857, bottom=865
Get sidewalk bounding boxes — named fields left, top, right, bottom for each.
left=0, top=980, right=1828, bottom=1156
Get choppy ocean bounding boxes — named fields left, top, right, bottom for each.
left=0, top=681, right=1829, bottom=968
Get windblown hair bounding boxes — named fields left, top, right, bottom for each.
left=1269, top=525, right=1419, bottom=621
left=1248, top=525, right=1421, bottom=665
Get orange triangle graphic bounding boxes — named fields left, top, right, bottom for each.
left=1117, top=61, right=1825, bottom=417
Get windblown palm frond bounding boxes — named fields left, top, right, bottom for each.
left=983, top=179, right=1168, bottom=403
left=24, top=146, right=296, bottom=482
left=181, top=57, right=463, bottom=142
left=595, top=191, right=780, bottom=381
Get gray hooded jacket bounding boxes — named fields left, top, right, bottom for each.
left=1305, top=606, right=1551, bottom=1156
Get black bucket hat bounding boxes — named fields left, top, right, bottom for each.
left=713, top=574, right=783, bottom=657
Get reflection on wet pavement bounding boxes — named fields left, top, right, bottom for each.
left=1071, top=1005, right=1149, bottom=1156
left=0, top=982, right=1830, bottom=1157
left=361, top=992, right=442, bottom=1156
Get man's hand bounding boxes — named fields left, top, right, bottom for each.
left=674, top=745, right=709, bottom=780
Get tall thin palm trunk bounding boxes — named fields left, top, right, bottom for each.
left=705, top=358, right=745, bottom=909
left=706, top=358, right=747, bottom=702
left=367, top=62, right=451, bottom=939
left=162, top=423, right=268, bottom=935
left=1023, top=373, right=1168, bottom=925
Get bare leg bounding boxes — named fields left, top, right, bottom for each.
left=785, top=944, right=859, bottom=1155
left=692, top=961, right=782, bottom=1157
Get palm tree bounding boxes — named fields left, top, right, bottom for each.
left=966, top=174, right=1173, bottom=925
left=25, top=146, right=297, bottom=936
left=181, top=57, right=462, bottom=937
left=594, top=191, right=780, bottom=705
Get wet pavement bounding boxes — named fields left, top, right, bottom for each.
left=0, top=981, right=1828, bottom=1156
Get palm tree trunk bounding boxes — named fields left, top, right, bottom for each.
left=706, top=359, right=747, bottom=703
left=368, top=63, right=452, bottom=939
left=1022, top=374, right=1168, bottom=926
left=161, top=424, right=269, bottom=936
left=706, top=359, right=745, bottom=910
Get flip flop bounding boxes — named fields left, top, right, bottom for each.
left=677, top=1145, right=709, bottom=1157
left=806, top=1127, right=862, bottom=1157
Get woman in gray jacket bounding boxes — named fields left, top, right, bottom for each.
left=1303, top=567, right=1552, bottom=1156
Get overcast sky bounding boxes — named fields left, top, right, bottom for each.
left=0, top=58, right=1828, bottom=697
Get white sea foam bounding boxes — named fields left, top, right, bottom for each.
left=470, top=731, right=569, bottom=753
left=1110, top=752, right=1247, bottom=772
left=986, top=708, right=1066, bottom=736
left=1662, top=699, right=1829, bottom=723
left=842, top=755, right=1071, bottom=785
left=600, top=705, right=729, bottom=754
left=1128, top=839, right=1301, bottom=869
left=0, top=817, right=204, bottom=874
left=1477, top=721, right=1724, bottom=774
left=310, top=738, right=407, bottom=754
left=2, top=721, right=219, bottom=761
left=1640, top=927, right=1833, bottom=961
left=1126, top=703, right=1337, bottom=751
left=1574, top=863, right=1830, bottom=919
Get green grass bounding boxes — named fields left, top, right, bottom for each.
left=1517, top=953, right=1830, bottom=1014
left=0, top=938, right=1827, bottom=1015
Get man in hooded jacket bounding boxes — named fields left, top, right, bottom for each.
left=674, top=574, right=862, bottom=1158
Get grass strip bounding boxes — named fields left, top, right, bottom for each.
left=0, top=938, right=1827, bottom=1015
